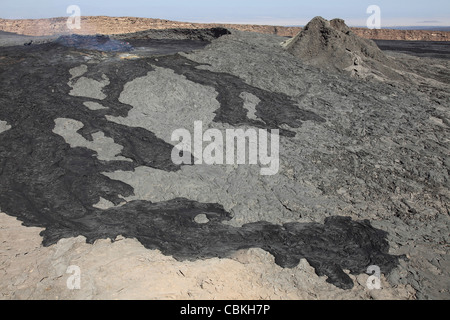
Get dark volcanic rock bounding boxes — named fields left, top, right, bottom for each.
left=115, top=27, right=231, bottom=42
left=283, top=16, right=404, bottom=80
left=0, top=35, right=402, bottom=290
left=72, top=201, right=400, bottom=290
left=150, top=54, right=326, bottom=137
left=1, top=16, right=450, bottom=40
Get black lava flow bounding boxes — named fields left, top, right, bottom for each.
left=55, top=34, right=134, bottom=52
left=0, top=33, right=401, bottom=289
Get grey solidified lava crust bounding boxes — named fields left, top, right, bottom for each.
left=0, top=32, right=401, bottom=289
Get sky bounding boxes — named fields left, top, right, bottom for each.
left=0, top=0, right=449, bottom=27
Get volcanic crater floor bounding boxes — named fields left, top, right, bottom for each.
left=0, top=29, right=449, bottom=299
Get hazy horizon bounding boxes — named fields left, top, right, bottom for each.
left=0, top=0, right=449, bottom=27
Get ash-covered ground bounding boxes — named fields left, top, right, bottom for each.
left=0, top=20, right=449, bottom=299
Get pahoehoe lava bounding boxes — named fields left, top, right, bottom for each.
left=0, top=33, right=401, bottom=289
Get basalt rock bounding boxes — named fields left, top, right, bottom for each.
left=0, top=31, right=402, bottom=290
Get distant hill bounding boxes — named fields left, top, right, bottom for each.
left=0, top=16, right=449, bottom=41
